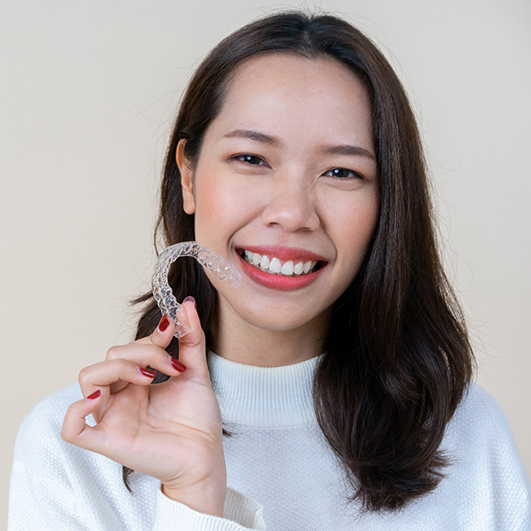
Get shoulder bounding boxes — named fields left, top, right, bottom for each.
left=13, top=383, right=87, bottom=472
left=11, top=383, right=129, bottom=502
left=15, top=384, right=84, bottom=444
left=22, top=382, right=84, bottom=421
left=442, top=382, right=531, bottom=528
left=445, top=382, right=525, bottom=460
left=448, top=382, right=519, bottom=444
left=453, top=383, right=507, bottom=423
left=10, top=387, right=157, bottom=529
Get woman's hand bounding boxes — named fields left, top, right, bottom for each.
left=61, top=299, right=227, bottom=517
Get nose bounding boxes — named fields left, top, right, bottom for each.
left=260, top=175, right=320, bottom=232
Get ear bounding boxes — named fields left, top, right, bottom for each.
left=176, top=139, right=195, bottom=215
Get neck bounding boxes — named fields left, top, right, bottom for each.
left=211, top=306, right=330, bottom=368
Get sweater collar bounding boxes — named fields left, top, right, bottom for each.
left=207, top=351, right=324, bottom=428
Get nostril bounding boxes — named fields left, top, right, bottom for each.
left=261, top=200, right=320, bottom=232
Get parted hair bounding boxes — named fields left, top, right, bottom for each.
left=125, top=11, right=475, bottom=512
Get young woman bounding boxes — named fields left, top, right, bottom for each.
left=9, top=11, right=531, bottom=530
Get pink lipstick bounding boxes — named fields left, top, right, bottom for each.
left=236, top=246, right=328, bottom=291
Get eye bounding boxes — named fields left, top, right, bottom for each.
left=324, top=167, right=363, bottom=180
left=230, top=154, right=268, bottom=166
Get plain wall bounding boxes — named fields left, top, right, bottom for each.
left=2, top=0, right=530, bottom=524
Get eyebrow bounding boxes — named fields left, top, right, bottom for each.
left=321, top=144, right=376, bottom=161
left=223, top=129, right=279, bottom=146
left=223, top=128, right=375, bottom=160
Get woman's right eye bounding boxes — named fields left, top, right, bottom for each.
left=230, top=154, right=267, bottom=166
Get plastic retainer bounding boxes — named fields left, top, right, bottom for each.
left=152, top=242, right=241, bottom=338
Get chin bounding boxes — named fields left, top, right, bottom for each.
left=237, top=305, right=329, bottom=335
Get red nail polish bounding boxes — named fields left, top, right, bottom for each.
left=183, top=296, right=196, bottom=307
left=86, top=390, right=101, bottom=400
left=159, top=314, right=170, bottom=332
left=139, top=367, right=157, bottom=378
left=170, top=358, right=187, bottom=372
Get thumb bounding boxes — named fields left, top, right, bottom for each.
left=176, top=297, right=209, bottom=375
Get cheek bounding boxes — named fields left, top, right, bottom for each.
left=331, top=189, right=379, bottom=237
left=329, top=193, right=379, bottom=269
left=194, top=186, right=224, bottom=245
left=192, top=171, right=256, bottom=245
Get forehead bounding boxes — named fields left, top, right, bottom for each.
left=207, top=53, right=373, bottom=148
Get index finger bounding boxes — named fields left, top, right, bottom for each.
left=135, top=312, right=181, bottom=349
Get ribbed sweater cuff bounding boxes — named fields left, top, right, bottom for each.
left=152, top=486, right=266, bottom=530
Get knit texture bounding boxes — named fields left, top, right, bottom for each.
left=9, top=351, right=531, bottom=530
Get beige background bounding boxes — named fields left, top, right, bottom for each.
left=1, top=0, right=530, bottom=524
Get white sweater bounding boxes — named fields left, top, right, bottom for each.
left=9, top=351, right=531, bottom=530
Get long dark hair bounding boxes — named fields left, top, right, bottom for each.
left=125, top=11, right=475, bottom=512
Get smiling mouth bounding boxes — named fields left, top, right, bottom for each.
left=239, top=249, right=325, bottom=277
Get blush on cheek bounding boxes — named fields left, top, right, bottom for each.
left=197, top=176, right=258, bottom=223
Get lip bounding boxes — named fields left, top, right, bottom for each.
left=236, top=248, right=328, bottom=291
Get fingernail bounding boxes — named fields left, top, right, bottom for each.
left=86, top=390, right=101, bottom=400
left=158, top=314, right=170, bottom=332
left=139, top=367, right=157, bottom=378
left=170, top=357, right=187, bottom=372
left=183, top=296, right=196, bottom=308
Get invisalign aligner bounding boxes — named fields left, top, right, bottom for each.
left=152, top=242, right=241, bottom=338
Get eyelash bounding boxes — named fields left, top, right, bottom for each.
left=323, top=168, right=364, bottom=180
left=230, top=154, right=268, bottom=166
left=230, top=154, right=364, bottom=180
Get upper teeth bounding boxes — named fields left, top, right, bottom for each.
left=242, top=250, right=318, bottom=276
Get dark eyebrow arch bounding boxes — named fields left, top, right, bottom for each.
left=223, top=129, right=280, bottom=146
left=321, top=144, right=376, bottom=160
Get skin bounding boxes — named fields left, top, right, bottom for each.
left=178, top=53, right=379, bottom=367
left=62, top=53, right=379, bottom=517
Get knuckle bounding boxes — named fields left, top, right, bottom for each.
left=106, top=357, right=132, bottom=377
left=115, top=357, right=130, bottom=372
left=106, top=345, right=121, bottom=360
left=78, top=366, right=90, bottom=387
left=185, top=328, right=206, bottom=348
left=148, top=332, right=161, bottom=347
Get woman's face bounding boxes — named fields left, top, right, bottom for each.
left=177, top=53, right=379, bottom=337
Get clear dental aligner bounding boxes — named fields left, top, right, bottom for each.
left=152, top=241, right=241, bottom=338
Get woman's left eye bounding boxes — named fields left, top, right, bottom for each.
left=324, top=168, right=363, bottom=179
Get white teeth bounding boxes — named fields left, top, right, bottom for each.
left=269, top=257, right=281, bottom=273
left=241, top=249, right=319, bottom=277
left=281, top=260, right=294, bottom=275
